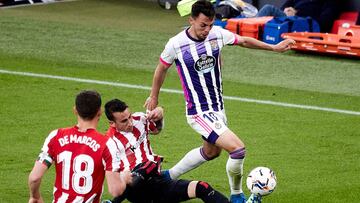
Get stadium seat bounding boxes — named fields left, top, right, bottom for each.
left=331, top=11, right=359, bottom=34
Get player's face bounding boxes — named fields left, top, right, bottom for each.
left=110, top=108, right=133, bottom=132
left=189, top=13, right=215, bottom=40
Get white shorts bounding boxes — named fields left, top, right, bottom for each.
left=186, top=110, right=228, bottom=144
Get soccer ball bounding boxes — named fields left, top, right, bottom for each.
left=246, top=166, right=277, bottom=196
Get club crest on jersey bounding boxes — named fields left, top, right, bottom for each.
left=194, top=54, right=216, bottom=73
left=210, top=39, right=219, bottom=50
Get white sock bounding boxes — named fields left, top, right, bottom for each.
left=226, top=156, right=244, bottom=195
left=169, top=147, right=207, bottom=179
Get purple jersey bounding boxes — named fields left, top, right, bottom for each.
left=160, top=26, right=237, bottom=115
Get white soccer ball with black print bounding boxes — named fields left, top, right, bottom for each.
left=246, top=166, right=277, bottom=196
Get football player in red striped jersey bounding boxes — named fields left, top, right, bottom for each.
left=104, top=98, right=230, bottom=203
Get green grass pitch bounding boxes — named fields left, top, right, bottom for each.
left=0, top=0, right=359, bottom=202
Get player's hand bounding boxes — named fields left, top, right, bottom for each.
left=144, top=96, right=158, bottom=111
left=272, top=39, right=295, bottom=52
left=146, top=107, right=163, bottom=121
left=28, top=197, right=44, bottom=203
left=120, top=170, right=133, bottom=185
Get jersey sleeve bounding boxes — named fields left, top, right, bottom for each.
left=218, top=26, right=238, bottom=45
left=134, top=112, right=158, bottom=133
left=133, top=112, right=147, bottom=124
left=103, top=137, right=122, bottom=172
left=159, top=39, right=176, bottom=67
left=37, top=129, right=58, bottom=168
left=148, top=120, right=159, bottom=134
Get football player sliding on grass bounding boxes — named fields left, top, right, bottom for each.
left=102, top=98, right=230, bottom=203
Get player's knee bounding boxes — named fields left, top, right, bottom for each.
left=201, top=147, right=221, bottom=160
left=229, top=147, right=246, bottom=159
left=195, top=181, right=214, bottom=197
left=206, top=150, right=221, bottom=160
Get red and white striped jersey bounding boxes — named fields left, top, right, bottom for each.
left=37, top=126, right=121, bottom=203
left=106, top=112, right=160, bottom=171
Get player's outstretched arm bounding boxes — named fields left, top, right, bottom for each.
left=144, top=62, right=169, bottom=111
left=272, top=38, right=296, bottom=52
left=236, top=35, right=295, bottom=52
left=28, top=162, right=48, bottom=203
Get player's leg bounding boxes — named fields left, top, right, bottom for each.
left=183, top=111, right=247, bottom=202
left=167, top=141, right=221, bottom=179
left=215, top=129, right=246, bottom=203
left=166, top=112, right=226, bottom=179
left=110, top=160, right=162, bottom=203
left=105, top=187, right=133, bottom=203
left=188, top=181, right=230, bottom=203
left=158, top=178, right=230, bottom=203
left=108, top=184, right=144, bottom=203
left=166, top=111, right=246, bottom=202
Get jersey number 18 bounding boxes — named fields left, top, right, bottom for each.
left=58, top=151, right=94, bottom=194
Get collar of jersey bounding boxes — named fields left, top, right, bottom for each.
left=186, top=27, right=206, bottom=42
left=74, top=125, right=96, bottom=133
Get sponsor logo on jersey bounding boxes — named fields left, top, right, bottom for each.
left=194, top=54, right=216, bottom=73
left=129, top=133, right=146, bottom=152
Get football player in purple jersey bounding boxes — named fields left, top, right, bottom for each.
left=145, top=1, right=295, bottom=203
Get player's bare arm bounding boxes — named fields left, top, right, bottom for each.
left=120, top=170, right=133, bottom=185
left=235, top=35, right=295, bottom=52
left=272, top=38, right=296, bottom=52
left=28, top=162, right=48, bottom=203
left=145, top=62, right=169, bottom=110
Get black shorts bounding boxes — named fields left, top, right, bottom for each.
left=126, top=176, right=191, bottom=203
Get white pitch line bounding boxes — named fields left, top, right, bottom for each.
left=1, top=69, right=359, bottom=116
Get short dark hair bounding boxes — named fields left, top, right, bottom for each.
left=75, top=90, right=101, bottom=120
left=105, top=99, right=128, bottom=121
left=191, top=0, right=215, bottom=19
